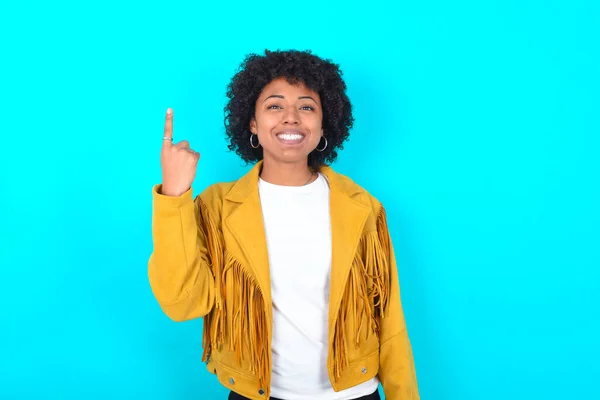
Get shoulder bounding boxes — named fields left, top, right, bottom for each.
left=193, top=180, right=237, bottom=221
left=198, top=180, right=237, bottom=201
left=324, top=167, right=385, bottom=214
left=326, top=168, right=390, bottom=237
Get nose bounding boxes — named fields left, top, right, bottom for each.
left=283, top=107, right=299, bottom=124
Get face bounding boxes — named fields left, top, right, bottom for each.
left=250, top=77, right=324, bottom=165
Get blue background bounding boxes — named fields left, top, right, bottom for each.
left=1, top=0, right=598, bottom=399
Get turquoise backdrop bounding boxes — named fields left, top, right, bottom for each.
left=1, top=0, right=598, bottom=399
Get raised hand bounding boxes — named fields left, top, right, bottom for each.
left=160, top=108, right=200, bottom=197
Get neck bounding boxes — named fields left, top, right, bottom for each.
left=260, top=158, right=315, bottom=186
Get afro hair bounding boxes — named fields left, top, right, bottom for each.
left=223, top=49, right=354, bottom=169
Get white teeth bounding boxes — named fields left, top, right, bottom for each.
left=278, top=133, right=303, bottom=140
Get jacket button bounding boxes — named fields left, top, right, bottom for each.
left=258, top=388, right=265, bottom=396
left=229, top=377, right=235, bottom=384
left=361, top=367, right=367, bottom=374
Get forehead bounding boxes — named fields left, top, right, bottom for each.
left=259, top=77, right=319, bottom=98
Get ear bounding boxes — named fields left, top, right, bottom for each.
left=249, top=118, right=257, bottom=134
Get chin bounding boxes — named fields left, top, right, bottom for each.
left=267, top=150, right=312, bottom=164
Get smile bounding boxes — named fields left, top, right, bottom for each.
left=276, top=130, right=306, bottom=145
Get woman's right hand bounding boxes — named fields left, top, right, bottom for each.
left=160, top=108, right=201, bottom=197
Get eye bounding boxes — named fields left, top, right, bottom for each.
left=267, top=104, right=282, bottom=110
left=301, top=105, right=315, bottom=111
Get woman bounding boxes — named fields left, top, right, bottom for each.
left=149, top=49, right=419, bottom=400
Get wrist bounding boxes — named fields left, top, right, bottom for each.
left=160, top=185, right=187, bottom=197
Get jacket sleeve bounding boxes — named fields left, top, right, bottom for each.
left=378, top=208, right=420, bottom=400
left=148, top=184, right=215, bottom=322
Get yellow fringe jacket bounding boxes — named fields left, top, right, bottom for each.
left=148, top=161, right=419, bottom=400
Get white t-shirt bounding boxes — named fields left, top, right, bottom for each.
left=258, top=173, right=380, bottom=399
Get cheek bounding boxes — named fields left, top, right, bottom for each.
left=256, top=113, right=278, bottom=131
left=305, top=112, right=323, bottom=129
left=311, top=118, right=324, bottom=138
left=309, top=128, right=323, bottom=147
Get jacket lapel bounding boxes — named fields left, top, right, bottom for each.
left=224, top=162, right=272, bottom=306
left=222, top=161, right=370, bottom=323
left=320, top=167, right=371, bottom=336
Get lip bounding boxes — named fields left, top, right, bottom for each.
left=275, top=129, right=306, bottom=145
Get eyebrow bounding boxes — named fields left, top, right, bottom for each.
left=263, top=94, right=318, bottom=104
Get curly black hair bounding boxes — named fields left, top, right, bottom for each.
left=223, top=49, right=354, bottom=169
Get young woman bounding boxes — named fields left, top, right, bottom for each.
left=149, top=50, right=419, bottom=400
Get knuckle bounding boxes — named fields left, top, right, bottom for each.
left=174, top=141, right=189, bottom=149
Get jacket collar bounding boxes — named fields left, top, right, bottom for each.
left=223, top=160, right=364, bottom=202
left=223, top=160, right=371, bottom=326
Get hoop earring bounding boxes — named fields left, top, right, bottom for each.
left=316, top=136, right=328, bottom=152
left=250, top=133, right=260, bottom=149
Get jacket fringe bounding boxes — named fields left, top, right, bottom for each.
left=198, top=199, right=269, bottom=390
left=332, top=206, right=391, bottom=381
left=198, top=199, right=390, bottom=387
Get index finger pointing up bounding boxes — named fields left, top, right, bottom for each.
left=163, top=108, right=173, bottom=146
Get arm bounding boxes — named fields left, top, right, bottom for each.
left=377, top=208, right=420, bottom=399
left=148, top=184, right=215, bottom=322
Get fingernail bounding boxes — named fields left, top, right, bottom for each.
left=167, top=108, right=172, bottom=114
